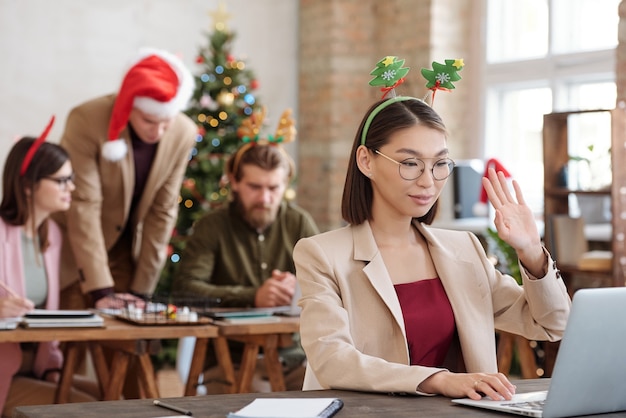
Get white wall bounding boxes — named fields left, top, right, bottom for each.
left=0, top=0, right=298, bottom=185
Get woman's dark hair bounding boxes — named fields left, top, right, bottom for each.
left=341, top=98, right=448, bottom=225
left=0, top=137, right=70, bottom=250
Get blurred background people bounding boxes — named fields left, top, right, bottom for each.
left=175, top=110, right=319, bottom=392
left=53, top=47, right=196, bottom=310
left=0, top=117, right=98, bottom=417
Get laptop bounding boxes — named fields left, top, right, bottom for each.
left=452, top=287, right=626, bottom=418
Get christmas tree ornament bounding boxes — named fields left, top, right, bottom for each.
left=209, top=2, right=232, bottom=32
left=217, top=90, right=235, bottom=107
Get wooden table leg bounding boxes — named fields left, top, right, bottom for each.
left=212, top=337, right=237, bottom=394
left=55, top=342, right=80, bottom=404
left=102, top=350, right=130, bottom=400
left=262, top=334, right=286, bottom=392
left=136, top=352, right=160, bottom=398
left=183, top=338, right=213, bottom=396
left=89, top=343, right=109, bottom=398
left=497, top=332, right=514, bottom=375
left=237, top=341, right=260, bottom=393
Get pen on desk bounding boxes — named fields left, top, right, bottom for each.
left=153, top=399, right=193, bottom=416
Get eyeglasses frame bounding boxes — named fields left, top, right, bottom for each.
left=372, top=149, right=455, bottom=181
left=43, top=173, right=75, bottom=190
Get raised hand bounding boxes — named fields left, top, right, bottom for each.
left=482, top=167, right=546, bottom=277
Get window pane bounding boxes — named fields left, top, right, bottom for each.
left=552, top=0, right=619, bottom=53
left=486, top=0, right=548, bottom=62
left=566, top=111, right=612, bottom=191
left=485, top=88, right=552, bottom=214
left=566, top=82, right=616, bottom=111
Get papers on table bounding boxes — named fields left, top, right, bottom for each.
left=20, top=309, right=104, bottom=328
left=227, top=398, right=344, bottom=418
left=0, top=317, right=20, bottom=330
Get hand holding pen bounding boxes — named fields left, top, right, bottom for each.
left=0, top=281, right=34, bottom=317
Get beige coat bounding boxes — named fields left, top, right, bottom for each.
left=294, top=220, right=571, bottom=394
left=54, top=94, right=196, bottom=295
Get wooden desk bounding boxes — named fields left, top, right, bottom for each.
left=13, top=379, right=626, bottom=417
left=213, top=316, right=300, bottom=393
left=0, top=316, right=219, bottom=402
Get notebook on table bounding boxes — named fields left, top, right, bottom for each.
left=452, top=287, right=626, bottom=418
left=203, top=282, right=302, bottom=320
left=21, top=309, right=104, bottom=328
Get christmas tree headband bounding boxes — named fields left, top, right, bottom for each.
left=232, top=106, right=296, bottom=176
left=360, top=56, right=464, bottom=145
left=20, top=115, right=56, bottom=176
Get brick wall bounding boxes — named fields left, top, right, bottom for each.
left=298, top=0, right=476, bottom=231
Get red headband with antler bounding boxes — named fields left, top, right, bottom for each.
left=19, top=116, right=56, bottom=176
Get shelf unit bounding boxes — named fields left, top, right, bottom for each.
left=542, top=109, right=622, bottom=288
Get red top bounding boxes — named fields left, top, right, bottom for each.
left=393, top=278, right=455, bottom=367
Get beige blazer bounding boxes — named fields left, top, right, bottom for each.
left=54, top=94, right=196, bottom=295
left=293, top=220, right=571, bottom=394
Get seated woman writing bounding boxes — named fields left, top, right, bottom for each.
left=293, top=57, right=571, bottom=401
left=0, top=117, right=98, bottom=417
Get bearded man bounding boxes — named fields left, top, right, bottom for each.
left=173, top=140, right=318, bottom=393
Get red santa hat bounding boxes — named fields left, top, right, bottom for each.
left=473, top=158, right=512, bottom=217
left=103, top=47, right=194, bottom=161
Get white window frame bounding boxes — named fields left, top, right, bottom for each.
left=480, top=0, right=617, bottom=216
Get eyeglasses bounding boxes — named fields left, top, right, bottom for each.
left=43, top=173, right=75, bottom=190
left=373, top=149, right=455, bottom=181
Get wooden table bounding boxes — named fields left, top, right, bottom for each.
left=0, top=315, right=219, bottom=402
left=13, top=379, right=626, bottom=417
left=212, top=316, right=300, bottom=393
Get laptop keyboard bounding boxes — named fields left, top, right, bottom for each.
left=508, top=400, right=546, bottom=411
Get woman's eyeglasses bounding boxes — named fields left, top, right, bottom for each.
left=43, top=174, right=75, bottom=190
left=373, top=149, right=455, bottom=181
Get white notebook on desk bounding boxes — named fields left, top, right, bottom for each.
left=452, top=287, right=626, bottom=418
left=21, top=309, right=104, bottom=328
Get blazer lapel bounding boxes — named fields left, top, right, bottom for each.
left=118, top=126, right=134, bottom=220
left=352, top=221, right=407, bottom=335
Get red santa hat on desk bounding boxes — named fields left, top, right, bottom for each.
left=103, top=47, right=194, bottom=161
left=473, top=158, right=512, bottom=217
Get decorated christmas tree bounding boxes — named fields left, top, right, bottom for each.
left=157, top=4, right=262, bottom=293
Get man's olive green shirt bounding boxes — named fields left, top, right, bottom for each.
left=174, top=201, right=319, bottom=306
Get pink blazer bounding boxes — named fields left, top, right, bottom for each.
left=0, top=219, right=63, bottom=411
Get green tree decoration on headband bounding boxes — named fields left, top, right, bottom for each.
left=421, top=58, right=464, bottom=105
left=368, top=56, right=410, bottom=98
